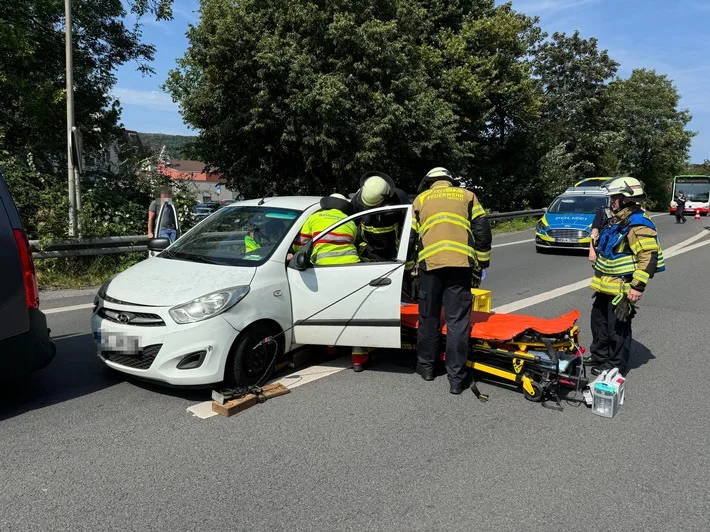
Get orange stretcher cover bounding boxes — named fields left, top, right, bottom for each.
left=400, top=303, right=580, bottom=342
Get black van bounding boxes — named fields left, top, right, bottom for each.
left=0, top=166, right=55, bottom=377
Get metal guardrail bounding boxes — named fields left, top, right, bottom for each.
left=30, top=209, right=545, bottom=259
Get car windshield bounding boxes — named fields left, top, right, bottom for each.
left=161, top=206, right=301, bottom=266
left=676, top=181, right=710, bottom=202
left=548, top=195, right=607, bottom=214
left=575, top=179, right=606, bottom=187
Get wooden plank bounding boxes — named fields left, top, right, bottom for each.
left=211, top=382, right=291, bottom=417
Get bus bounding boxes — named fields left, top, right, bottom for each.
left=670, top=175, right=710, bottom=216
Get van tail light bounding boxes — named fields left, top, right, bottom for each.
left=13, top=229, right=40, bottom=309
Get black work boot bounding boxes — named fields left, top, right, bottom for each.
left=449, top=383, right=465, bottom=395
left=415, top=365, right=434, bottom=381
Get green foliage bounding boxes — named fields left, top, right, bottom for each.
left=0, top=1, right=174, bottom=168
left=606, top=69, right=695, bottom=209
left=166, top=0, right=543, bottom=209
left=138, top=132, right=197, bottom=159
left=532, top=31, right=620, bottom=190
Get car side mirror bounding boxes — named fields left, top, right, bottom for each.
left=288, top=244, right=313, bottom=271
left=542, top=207, right=548, bottom=213
left=148, top=237, right=170, bottom=252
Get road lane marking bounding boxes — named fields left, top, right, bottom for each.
left=44, top=303, right=94, bottom=314
left=492, top=239, right=534, bottom=248
left=662, top=229, right=710, bottom=255
left=493, top=233, right=710, bottom=314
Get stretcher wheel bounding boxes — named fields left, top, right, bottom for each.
left=523, top=381, right=544, bottom=402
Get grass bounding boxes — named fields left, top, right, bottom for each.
left=36, top=254, right=142, bottom=291
left=490, top=217, right=538, bottom=235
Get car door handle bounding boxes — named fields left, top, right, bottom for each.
left=369, top=278, right=392, bottom=287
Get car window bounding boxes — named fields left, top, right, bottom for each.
left=548, top=195, right=607, bottom=214
left=162, top=206, right=301, bottom=266
left=306, top=206, right=410, bottom=266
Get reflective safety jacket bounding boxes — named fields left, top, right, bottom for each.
left=244, top=234, right=260, bottom=253
left=591, top=207, right=665, bottom=295
left=352, top=188, right=409, bottom=262
left=292, top=209, right=360, bottom=265
left=410, top=180, right=492, bottom=272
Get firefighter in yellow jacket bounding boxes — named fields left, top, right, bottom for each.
left=588, top=177, right=664, bottom=376
left=291, top=194, right=371, bottom=371
left=410, top=167, right=492, bottom=394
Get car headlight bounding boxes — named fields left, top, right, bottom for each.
left=169, top=286, right=250, bottom=324
left=536, top=221, right=546, bottom=232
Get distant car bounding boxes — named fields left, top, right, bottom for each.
left=535, top=188, right=609, bottom=252
left=192, top=205, right=215, bottom=223
left=0, top=166, right=56, bottom=378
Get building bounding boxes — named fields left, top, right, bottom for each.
left=158, top=159, right=239, bottom=203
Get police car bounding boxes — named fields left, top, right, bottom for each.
left=535, top=187, right=609, bottom=252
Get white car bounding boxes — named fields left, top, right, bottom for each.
left=91, top=197, right=411, bottom=387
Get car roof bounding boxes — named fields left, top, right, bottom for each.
left=226, top=196, right=322, bottom=211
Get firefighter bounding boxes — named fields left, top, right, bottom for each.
left=291, top=194, right=371, bottom=371
left=351, top=171, right=410, bottom=262
left=588, top=177, right=665, bottom=376
left=410, top=167, right=492, bottom=394
left=291, top=193, right=359, bottom=264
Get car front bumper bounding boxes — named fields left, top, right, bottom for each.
left=535, top=231, right=591, bottom=249
left=91, top=300, right=240, bottom=386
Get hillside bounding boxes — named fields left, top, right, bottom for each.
left=138, top=132, right=197, bottom=159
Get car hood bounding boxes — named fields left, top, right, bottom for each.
left=105, top=257, right=257, bottom=307
left=543, top=213, right=594, bottom=230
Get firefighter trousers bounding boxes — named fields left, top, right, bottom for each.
left=590, top=292, right=632, bottom=372
left=417, top=267, right=472, bottom=387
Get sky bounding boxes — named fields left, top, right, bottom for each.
left=113, top=0, right=710, bottom=162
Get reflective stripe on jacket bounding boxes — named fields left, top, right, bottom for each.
left=411, top=181, right=491, bottom=271
left=591, top=208, right=665, bottom=295
left=293, top=209, right=360, bottom=265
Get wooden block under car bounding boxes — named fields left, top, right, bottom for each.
left=211, top=382, right=291, bottom=417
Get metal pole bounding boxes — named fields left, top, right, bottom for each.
left=74, top=166, right=82, bottom=236
left=65, top=0, right=77, bottom=237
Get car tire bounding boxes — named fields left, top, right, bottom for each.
left=224, top=323, right=282, bottom=387
left=535, top=246, right=548, bottom=254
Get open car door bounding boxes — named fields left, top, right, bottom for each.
left=150, top=202, right=181, bottom=257
left=286, top=205, right=411, bottom=348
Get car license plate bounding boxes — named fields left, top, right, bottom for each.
left=556, top=238, right=577, bottom=243
left=97, top=331, right=141, bottom=354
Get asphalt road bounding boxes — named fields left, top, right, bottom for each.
left=2, top=214, right=709, bottom=531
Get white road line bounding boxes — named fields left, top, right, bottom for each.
left=493, top=233, right=710, bottom=314
left=662, top=229, right=710, bottom=255
left=43, top=303, right=94, bottom=314
left=492, top=238, right=534, bottom=248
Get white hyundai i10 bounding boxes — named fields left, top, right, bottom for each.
left=91, top=196, right=411, bottom=387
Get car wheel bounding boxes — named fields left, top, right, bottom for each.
left=535, top=246, right=548, bottom=254
left=225, top=323, right=281, bottom=387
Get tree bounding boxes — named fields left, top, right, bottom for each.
left=166, top=0, right=543, bottom=207
left=606, top=69, right=695, bottom=209
left=0, top=1, right=172, bottom=170
left=532, top=31, right=620, bottom=193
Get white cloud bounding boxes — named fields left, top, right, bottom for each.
left=112, top=87, right=178, bottom=111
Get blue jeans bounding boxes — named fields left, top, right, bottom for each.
left=159, top=228, right=177, bottom=243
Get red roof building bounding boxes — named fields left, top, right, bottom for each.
left=158, top=159, right=224, bottom=183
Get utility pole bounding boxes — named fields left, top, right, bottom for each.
left=65, top=0, right=78, bottom=237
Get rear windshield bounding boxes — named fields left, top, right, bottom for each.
left=548, top=195, right=607, bottom=214
left=161, top=206, right=301, bottom=266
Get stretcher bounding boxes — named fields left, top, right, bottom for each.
left=400, top=291, right=588, bottom=407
